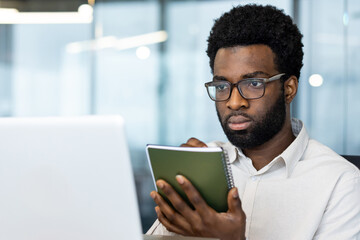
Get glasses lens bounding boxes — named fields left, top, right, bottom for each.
left=206, top=81, right=230, bottom=101
left=238, top=79, right=265, bottom=99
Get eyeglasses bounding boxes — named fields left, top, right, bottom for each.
left=204, top=73, right=286, bottom=102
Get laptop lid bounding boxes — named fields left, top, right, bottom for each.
left=0, top=115, right=142, bottom=240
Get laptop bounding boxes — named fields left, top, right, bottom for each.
left=0, top=115, right=143, bottom=240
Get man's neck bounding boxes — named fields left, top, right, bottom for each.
left=242, top=120, right=296, bottom=171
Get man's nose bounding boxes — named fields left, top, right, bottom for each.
left=226, top=87, right=249, bottom=110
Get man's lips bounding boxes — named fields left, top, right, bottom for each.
left=227, top=115, right=252, bottom=131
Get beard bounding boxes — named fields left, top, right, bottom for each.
left=216, top=91, right=286, bottom=149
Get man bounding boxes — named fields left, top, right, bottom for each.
left=147, top=4, right=360, bottom=240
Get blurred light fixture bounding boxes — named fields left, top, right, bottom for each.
left=136, top=46, right=151, bottom=60
left=0, top=4, right=93, bottom=24
left=66, top=31, right=168, bottom=53
left=0, top=8, right=19, bottom=14
left=309, top=74, right=324, bottom=87
left=343, top=12, right=349, bottom=26
left=78, top=4, right=93, bottom=16
left=115, top=31, right=168, bottom=50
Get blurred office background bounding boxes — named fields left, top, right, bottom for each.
left=0, top=0, right=359, bottom=232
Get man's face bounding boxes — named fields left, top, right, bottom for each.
left=214, top=44, right=286, bottom=149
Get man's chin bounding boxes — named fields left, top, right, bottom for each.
left=224, top=130, right=254, bottom=149
left=228, top=139, right=255, bottom=149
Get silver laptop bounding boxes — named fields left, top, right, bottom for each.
left=0, top=115, right=143, bottom=240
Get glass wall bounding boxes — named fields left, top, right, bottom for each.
left=346, top=0, right=360, bottom=154
left=297, top=0, right=360, bottom=155
left=0, top=0, right=359, bottom=232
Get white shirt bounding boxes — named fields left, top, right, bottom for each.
left=147, top=119, right=360, bottom=240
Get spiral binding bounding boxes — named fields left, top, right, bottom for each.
left=221, top=148, right=235, bottom=189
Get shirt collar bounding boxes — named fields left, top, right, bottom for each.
left=220, top=141, right=239, bottom=164
left=280, top=118, right=309, bottom=177
left=226, top=118, right=309, bottom=177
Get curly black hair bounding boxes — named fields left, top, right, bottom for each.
left=207, top=4, right=304, bottom=80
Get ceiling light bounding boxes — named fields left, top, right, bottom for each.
left=136, top=46, right=151, bottom=60
left=0, top=5, right=93, bottom=24
left=115, top=31, right=168, bottom=50
left=66, top=31, right=168, bottom=53
left=309, top=74, right=324, bottom=87
left=0, top=8, right=19, bottom=14
left=78, top=4, right=93, bottom=16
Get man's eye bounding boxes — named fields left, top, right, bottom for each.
left=248, top=81, right=264, bottom=88
left=216, top=84, right=228, bottom=91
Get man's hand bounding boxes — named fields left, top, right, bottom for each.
left=180, top=137, right=208, bottom=148
left=150, top=175, right=246, bottom=240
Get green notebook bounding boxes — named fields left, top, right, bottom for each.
left=146, top=144, right=234, bottom=212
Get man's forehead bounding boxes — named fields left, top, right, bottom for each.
left=214, top=45, right=277, bottom=74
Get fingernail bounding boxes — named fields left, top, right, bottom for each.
left=157, top=181, right=164, bottom=189
left=150, top=192, right=156, bottom=199
left=155, top=206, right=160, bottom=214
left=176, top=175, right=184, bottom=184
left=232, top=188, right=239, bottom=199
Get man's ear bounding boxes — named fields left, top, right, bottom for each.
left=284, top=76, right=298, bottom=104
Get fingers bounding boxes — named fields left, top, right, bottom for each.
left=150, top=185, right=195, bottom=235
left=180, top=137, right=207, bottom=148
left=176, top=175, right=213, bottom=218
left=154, top=206, right=190, bottom=236
left=226, top=188, right=246, bottom=239
left=156, top=180, right=196, bottom=219
left=227, top=187, right=244, bottom=216
left=151, top=190, right=177, bottom=220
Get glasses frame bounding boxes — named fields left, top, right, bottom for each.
left=204, top=73, right=286, bottom=102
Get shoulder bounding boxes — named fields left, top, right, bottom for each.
left=207, top=141, right=239, bottom=162
left=207, top=141, right=234, bottom=149
left=300, top=139, right=360, bottom=180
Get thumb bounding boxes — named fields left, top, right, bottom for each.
left=227, top=187, right=243, bottom=214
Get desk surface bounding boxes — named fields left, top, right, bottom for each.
left=143, top=234, right=219, bottom=240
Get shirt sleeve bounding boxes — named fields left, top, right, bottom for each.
left=313, top=168, right=360, bottom=239
left=145, top=219, right=179, bottom=236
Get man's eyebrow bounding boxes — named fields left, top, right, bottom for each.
left=212, top=75, right=227, bottom=81
left=212, top=71, right=271, bottom=81
left=243, top=71, right=270, bottom=78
